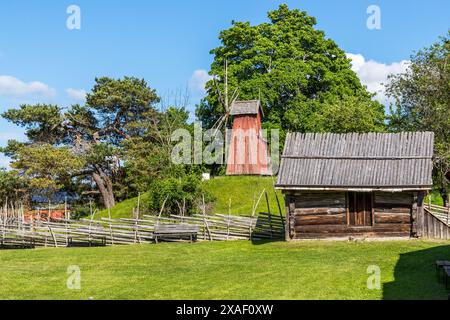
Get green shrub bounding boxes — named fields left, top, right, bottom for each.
left=70, top=205, right=93, bottom=220
left=148, top=174, right=214, bottom=216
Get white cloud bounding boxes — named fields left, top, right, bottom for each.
left=66, top=88, right=87, bottom=101
left=189, top=69, right=212, bottom=93
left=0, top=75, right=56, bottom=98
left=346, top=53, right=409, bottom=105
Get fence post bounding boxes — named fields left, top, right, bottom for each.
left=227, top=199, right=231, bottom=241
left=447, top=194, right=450, bottom=225
left=447, top=205, right=449, bottom=226
left=202, top=195, right=212, bottom=241
left=108, top=208, right=114, bottom=246
left=265, top=192, right=273, bottom=239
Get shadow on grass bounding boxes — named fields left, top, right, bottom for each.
left=250, top=238, right=284, bottom=245
left=383, top=245, right=450, bottom=300
left=250, top=214, right=285, bottom=245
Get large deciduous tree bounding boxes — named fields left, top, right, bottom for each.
left=386, top=32, right=450, bottom=205
left=2, top=77, right=160, bottom=208
left=196, top=4, right=385, bottom=137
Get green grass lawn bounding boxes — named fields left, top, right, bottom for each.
left=1, top=240, right=449, bottom=300
left=98, top=176, right=284, bottom=219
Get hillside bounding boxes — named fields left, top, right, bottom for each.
left=97, top=176, right=285, bottom=219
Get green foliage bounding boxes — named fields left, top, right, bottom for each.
left=386, top=32, right=450, bottom=204
left=123, top=106, right=192, bottom=195
left=86, top=76, right=160, bottom=142
left=309, top=95, right=386, bottom=133
left=425, top=191, right=445, bottom=207
left=70, top=205, right=93, bottom=220
left=10, top=144, right=85, bottom=196
left=2, top=104, right=64, bottom=144
left=0, top=140, right=26, bottom=160
left=148, top=174, right=213, bottom=216
left=197, top=4, right=384, bottom=137
left=0, top=169, right=29, bottom=205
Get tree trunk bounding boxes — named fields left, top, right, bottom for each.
left=92, top=171, right=116, bottom=209
left=103, top=174, right=115, bottom=207
left=440, top=188, right=449, bottom=208
left=444, top=172, right=450, bottom=207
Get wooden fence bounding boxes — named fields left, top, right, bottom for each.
left=0, top=211, right=285, bottom=249
left=422, top=204, right=450, bottom=240
left=424, top=204, right=450, bottom=225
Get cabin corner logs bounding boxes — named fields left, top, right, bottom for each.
left=283, top=190, right=429, bottom=240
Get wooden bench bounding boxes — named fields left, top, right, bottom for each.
left=436, top=260, right=450, bottom=281
left=0, top=237, right=35, bottom=249
left=444, top=266, right=450, bottom=290
left=68, top=236, right=106, bottom=247
left=154, top=224, right=199, bottom=243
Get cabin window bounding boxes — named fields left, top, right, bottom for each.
left=348, top=192, right=373, bottom=227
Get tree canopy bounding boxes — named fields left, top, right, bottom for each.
left=386, top=32, right=450, bottom=205
left=2, top=77, right=161, bottom=208
left=196, top=4, right=385, bottom=137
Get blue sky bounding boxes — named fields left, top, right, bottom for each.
left=0, top=0, right=448, bottom=167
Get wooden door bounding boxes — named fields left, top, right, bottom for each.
left=348, top=192, right=373, bottom=226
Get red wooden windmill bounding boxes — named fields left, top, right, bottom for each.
left=209, top=61, right=271, bottom=176
left=226, top=100, right=271, bottom=175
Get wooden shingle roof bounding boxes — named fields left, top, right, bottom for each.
left=276, top=132, right=434, bottom=190
left=230, top=100, right=263, bottom=116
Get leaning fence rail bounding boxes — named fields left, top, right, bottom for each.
left=424, top=203, right=450, bottom=226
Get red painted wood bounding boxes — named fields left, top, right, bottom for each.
left=24, top=210, right=66, bottom=222
left=226, top=110, right=271, bottom=175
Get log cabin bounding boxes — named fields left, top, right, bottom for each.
left=276, top=132, right=435, bottom=240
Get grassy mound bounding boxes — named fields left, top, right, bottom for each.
left=97, top=176, right=284, bottom=219
left=204, top=176, right=283, bottom=215
left=95, top=192, right=150, bottom=219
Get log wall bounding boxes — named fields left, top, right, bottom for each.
left=285, top=191, right=416, bottom=240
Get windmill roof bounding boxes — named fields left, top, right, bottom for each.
left=230, top=100, right=263, bottom=116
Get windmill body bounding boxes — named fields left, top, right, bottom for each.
left=226, top=100, right=272, bottom=176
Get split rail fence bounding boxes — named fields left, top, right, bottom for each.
left=0, top=211, right=285, bottom=249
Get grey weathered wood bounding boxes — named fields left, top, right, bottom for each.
left=420, top=205, right=450, bottom=239
left=284, top=195, right=291, bottom=241
left=276, top=132, right=434, bottom=189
